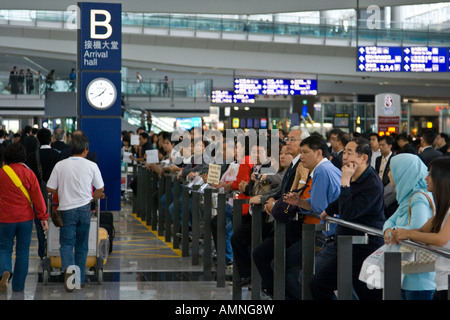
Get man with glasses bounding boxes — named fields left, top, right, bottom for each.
left=309, top=137, right=386, bottom=300
left=251, top=126, right=309, bottom=298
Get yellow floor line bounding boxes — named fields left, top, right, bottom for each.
left=132, top=213, right=182, bottom=257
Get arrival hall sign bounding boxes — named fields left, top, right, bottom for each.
left=77, top=2, right=122, bottom=212
left=78, top=2, right=121, bottom=70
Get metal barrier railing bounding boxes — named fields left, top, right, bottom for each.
left=131, top=166, right=450, bottom=300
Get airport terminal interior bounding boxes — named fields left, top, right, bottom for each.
left=0, top=0, right=450, bottom=303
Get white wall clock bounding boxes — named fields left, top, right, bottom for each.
left=86, top=77, right=117, bottom=110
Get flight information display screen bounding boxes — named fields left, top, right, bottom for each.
left=358, top=46, right=449, bottom=72
left=211, top=90, right=234, bottom=103
left=211, top=90, right=255, bottom=104
left=234, top=78, right=318, bottom=95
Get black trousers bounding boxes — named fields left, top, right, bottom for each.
left=252, top=220, right=303, bottom=294
left=230, top=214, right=273, bottom=280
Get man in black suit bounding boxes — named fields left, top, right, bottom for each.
left=27, top=128, right=62, bottom=260
left=61, top=130, right=98, bottom=163
left=329, top=129, right=349, bottom=170
left=434, top=132, right=449, bottom=155
left=51, top=128, right=70, bottom=153
left=395, top=134, right=417, bottom=154
left=251, top=126, right=309, bottom=298
left=419, top=129, right=442, bottom=167
left=20, top=125, right=38, bottom=156
left=376, top=136, right=398, bottom=218
left=375, top=135, right=394, bottom=187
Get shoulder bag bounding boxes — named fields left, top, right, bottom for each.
left=3, top=165, right=31, bottom=205
left=399, top=191, right=436, bottom=274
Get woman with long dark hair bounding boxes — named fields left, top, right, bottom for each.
left=0, top=143, right=48, bottom=292
left=393, top=156, right=450, bottom=300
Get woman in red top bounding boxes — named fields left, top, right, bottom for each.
left=226, top=137, right=253, bottom=215
left=0, top=143, right=48, bottom=292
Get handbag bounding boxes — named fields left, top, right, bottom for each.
left=50, top=210, right=64, bottom=228
left=399, top=191, right=436, bottom=274
left=271, top=176, right=311, bottom=223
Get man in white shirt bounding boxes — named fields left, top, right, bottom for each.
left=47, top=133, right=105, bottom=291
left=369, top=133, right=381, bottom=169
left=375, top=135, right=394, bottom=186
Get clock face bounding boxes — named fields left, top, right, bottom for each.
left=86, top=78, right=117, bottom=110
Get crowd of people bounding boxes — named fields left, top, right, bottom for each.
left=6, top=66, right=75, bottom=95
left=0, top=122, right=449, bottom=300
left=127, top=125, right=450, bottom=301
left=0, top=125, right=104, bottom=294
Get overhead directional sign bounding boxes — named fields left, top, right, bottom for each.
left=211, top=90, right=255, bottom=104
left=358, top=46, right=449, bottom=72
left=234, top=78, right=317, bottom=95
left=403, top=46, right=447, bottom=72
left=358, top=46, right=402, bottom=72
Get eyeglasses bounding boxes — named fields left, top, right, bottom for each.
left=284, top=137, right=301, bottom=142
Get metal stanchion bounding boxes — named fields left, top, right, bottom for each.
left=172, top=180, right=181, bottom=249
left=232, top=198, right=244, bottom=300
left=141, top=166, right=149, bottom=223
left=145, top=169, right=154, bottom=226
left=216, top=191, right=226, bottom=287
left=337, top=236, right=353, bottom=300
left=337, top=235, right=367, bottom=300
left=132, top=164, right=137, bottom=214
left=181, top=183, right=191, bottom=257
left=151, top=172, right=158, bottom=230
left=203, top=188, right=213, bottom=281
left=251, top=204, right=262, bottom=300
left=136, top=165, right=143, bottom=219
left=273, top=220, right=286, bottom=300
left=191, top=185, right=201, bottom=266
left=158, top=173, right=166, bottom=236
left=301, top=223, right=318, bottom=300
left=164, top=174, right=173, bottom=243
left=383, top=252, right=402, bottom=300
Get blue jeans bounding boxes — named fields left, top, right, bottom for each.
left=0, top=220, right=33, bottom=292
left=59, top=204, right=91, bottom=284
left=402, top=289, right=434, bottom=300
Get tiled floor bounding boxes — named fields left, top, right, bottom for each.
left=0, top=202, right=245, bottom=300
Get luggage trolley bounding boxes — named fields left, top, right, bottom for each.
left=42, top=194, right=109, bottom=285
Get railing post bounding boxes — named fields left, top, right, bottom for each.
left=136, top=165, right=143, bottom=219
left=181, top=184, right=191, bottom=257
left=172, top=179, right=181, bottom=249
left=383, top=252, right=402, bottom=300
left=232, top=198, right=243, bottom=300
left=216, top=192, right=226, bottom=287
left=141, top=166, right=149, bottom=223
left=337, top=235, right=353, bottom=300
left=251, top=204, right=262, bottom=300
left=132, top=164, right=137, bottom=214
left=191, top=185, right=201, bottom=266
left=203, top=188, right=213, bottom=280
left=158, top=172, right=166, bottom=236
left=164, top=174, right=173, bottom=243
left=301, top=223, right=316, bottom=300
left=145, top=168, right=154, bottom=226
left=273, top=220, right=285, bottom=300
left=151, top=172, right=158, bottom=230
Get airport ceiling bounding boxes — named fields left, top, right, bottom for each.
left=1, top=0, right=447, bottom=14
